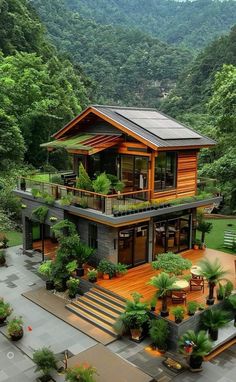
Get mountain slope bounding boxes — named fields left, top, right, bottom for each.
left=65, top=0, right=236, bottom=49
left=32, top=0, right=192, bottom=107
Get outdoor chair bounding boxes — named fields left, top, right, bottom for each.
left=171, top=291, right=187, bottom=305
left=189, top=277, right=204, bottom=292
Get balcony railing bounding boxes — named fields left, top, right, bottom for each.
left=17, top=177, right=151, bottom=215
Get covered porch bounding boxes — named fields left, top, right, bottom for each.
left=96, top=248, right=236, bottom=321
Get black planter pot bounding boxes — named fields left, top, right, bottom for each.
left=88, top=278, right=97, bottom=283
left=0, top=316, right=7, bottom=325
left=0, top=257, right=6, bottom=266
left=151, top=307, right=156, bottom=312
left=76, top=268, right=84, bottom=277
left=175, top=318, right=182, bottom=324
left=189, top=355, right=203, bottom=370
left=188, top=312, right=195, bottom=316
left=46, top=280, right=54, bottom=290
left=217, top=294, right=223, bottom=301
left=161, top=310, right=169, bottom=317
left=209, top=328, right=218, bottom=341
left=206, top=298, right=215, bottom=305
left=10, top=329, right=24, bottom=341
left=69, top=293, right=76, bottom=299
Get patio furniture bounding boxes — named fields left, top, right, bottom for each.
left=171, top=290, right=187, bottom=305
left=172, top=279, right=189, bottom=290
left=190, top=277, right=204, bottom=292
left=190, top=265, right=202, bottom=279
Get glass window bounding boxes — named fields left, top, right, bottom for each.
left=154, top=152, right=176, bottom=191
left=88, top=223, right=98, bottom=249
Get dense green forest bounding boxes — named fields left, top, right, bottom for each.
left=162, top=26, right=236, bottom=212
left=65, top=0, right=236, bottom=49
left=31, top=0, right=192, bottom=107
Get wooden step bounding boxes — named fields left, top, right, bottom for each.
left=72, top=297, right=121, bottom=319
left=85, top=291, right=125, bottom=314
left=70, top=299, right=119, bottom=325
left=204, top=337, right=236, bottom=361
left=90, top=288, right=126, bottom=309
left=66, top=304, right=118, bottom=337
left=94, top=284, right=126, bottom=302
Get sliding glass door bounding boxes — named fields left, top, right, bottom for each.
left=118, top=224, right=148, bottom=267
left=120, top=155, right=148, bottom=192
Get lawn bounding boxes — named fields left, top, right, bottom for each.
left=5, top=231, right=23, bottom=247
left=197, top=218, right=236, bottom=255
left=30, top=173, right=50, bottom=182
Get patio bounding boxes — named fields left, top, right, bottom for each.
left=96, top=248, right=236, bottom=321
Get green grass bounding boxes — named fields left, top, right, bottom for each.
left=30, top=173, right=50, bottom=182
left=5, top=231, right=23, bottom=247
left=197, top=218, right=236, bottom=255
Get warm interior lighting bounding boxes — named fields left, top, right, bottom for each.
left=145, top=345, right=163, bottom=357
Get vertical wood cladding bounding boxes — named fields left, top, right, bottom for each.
left=153, top=150, right=197, bottom=200
left=177, top=151, right=197, bottom=197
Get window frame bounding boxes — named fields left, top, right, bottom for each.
left=154, top=152, right=177, bottom=192
left=88, top=223, right=98, bottom=249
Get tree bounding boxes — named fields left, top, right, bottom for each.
left=148, top=272, right=177, bottom=317
left=197, top=221, right=213, bottom=245
left=198, top=258, right=228, bottom=305
left=77, top=163, right=93, bottom=191
left=0, top=109, right=25, bottom=171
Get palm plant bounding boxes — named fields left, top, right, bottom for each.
left=198, top=258, right=228, bottom=305
left=178, top=330, right=212, bottom=370
left=148, top=272, right=178, bottom=317
left=201, top=308, right=230, bottom=341
left=197, top=220, right=213, bottom=246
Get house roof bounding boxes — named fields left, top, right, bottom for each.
left=51, top=105, right=216, bottom=150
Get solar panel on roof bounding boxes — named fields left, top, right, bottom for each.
left=114, top=109, right=168, bottom=120
left=153, top=129, right=201, bottom=140
left=131, top=118, right=183, bottom=129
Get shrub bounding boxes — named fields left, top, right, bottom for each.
left=98, top=259, right=116, bottom=277
left=38, top=261, right=53, bottom=280
left=92, top=172, right=111, bottom=194
left=0, top=299, right=12, bottom=320
left=152, top=252, right=192, bottom=275
left=32, top=206, right=49, bottom=223
left=149, top=319, right=169, bottom=350
left=66, top=365, right=97, bottom=382
left=171, top=306, right=185, bottom=322
left=7, top=316, right=23, bottom=337
left=187, top=301, right=199, bottom=315
left=51, top=174, right=63, bottom=185
left=66, top=277, right=80, bottom=298
left=33, top=347, right=57, bottom=381
left=76, top=163, right=93, bottom=191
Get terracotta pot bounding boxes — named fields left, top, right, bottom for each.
left=193, top=245, right=199, bottom=250
left=130, top=327, right=142, bottom=341
left=103, top=273, right=110, bottom=280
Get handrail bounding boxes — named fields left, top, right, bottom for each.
left=19, top=176, right=150, bottom=199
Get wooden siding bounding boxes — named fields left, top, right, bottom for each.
left=152, top=150, right=198, bottom=201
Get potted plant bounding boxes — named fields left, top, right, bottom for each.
left=179, top=330, right=212, bottom=370
left=114, top=292, right=149, bottom=341
left=197, top=219, right=213, bottom=249
left=114, top=180, right=125, bottom=194
left=66, top=364, right=97, bottom=382
left=187, top=301, right=199, bottom=316
left=148, top=272, right=178, bottom=317
left=98, top=259, right=116, bottom=280
left=0, top=299, right=12, bottom=324
left=92, top=173, right=111, bottom=195
left=149, top=318, right=169, bottom=352
left=115, top=262, right=128, bottom=277
left=74, top=241, right=94, bottom=277
left=38, top=261, right=54, bottom=290
left=66, top=277, right=80, bottom=299
left=66, top=260, right=78, bottom=276
left=227, top=294, right=236, bottom=326
left=201, top=308, right=230, bottom=341
left=7, top=316, right=24, bottom=341
left=87, top=268, right=98, bottom=283
left=217, top=281, right=233, bottom=300
left=171, top=306, right=185, bottom=324
left=150, top=296, right=157, bottom=312
left=198, top=258, right=228, bottom=305
left=0, top=251, right=6, bottom=266
left=193, top=239, right=201, bottom=250
left=33, top=347, right=57, bottom=382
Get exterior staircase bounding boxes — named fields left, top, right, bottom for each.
left=66, top=285, right=126, bottom=338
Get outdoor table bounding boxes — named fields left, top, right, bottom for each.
left=172, top=279, right=189, bottom=290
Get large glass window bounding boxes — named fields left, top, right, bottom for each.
left=154, top=152, right=176, bottom=191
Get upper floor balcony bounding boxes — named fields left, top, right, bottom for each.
left=16, top=173, right=222, bottom=223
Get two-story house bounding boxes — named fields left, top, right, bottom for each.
left=16, top=105, right=221, bottom=267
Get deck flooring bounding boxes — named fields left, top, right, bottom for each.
left=97, top=248, right=236, bottom=321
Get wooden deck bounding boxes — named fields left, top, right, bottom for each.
left=33, top=239, right=58, bottom=259
left=97, top=248, right=236, bottom=321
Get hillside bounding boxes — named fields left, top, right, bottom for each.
left=0, top=0, right=90, bottom=167
left=31, top=0, right=192, bottom=107
left=65, top=0, right=236, bottom=49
